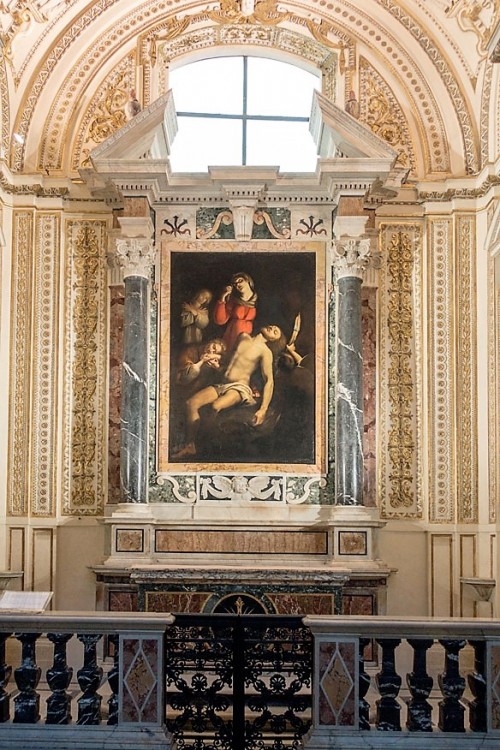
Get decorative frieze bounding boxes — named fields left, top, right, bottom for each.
left=7, top=211, right=33, bottom=516
left=456, top=214, right=478, bottom=523
left=63, top=221, right=107, bottom=515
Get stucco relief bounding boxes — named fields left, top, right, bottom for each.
left=378, top=224, right=422, bottom=519
left=31, top=213, right=60, bottom=517
left=456, top=214, right=478, bottom=523
left=428, top=218, right=455, bottom=524
left=63, top=221, right=108, bottom=515
left=7, top=211, right=33, bottom=517
left=71, top=56, right=136, bottom=172
left=359, top=57, right=417, bottom=175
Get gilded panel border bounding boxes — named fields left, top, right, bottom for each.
left=31, top=213, right=60, bottom=517
left=456, top=214, right=478, bottom=523
left=428, top=218, right=455, bottom=523
left=8, top=212, right=33, bottom=517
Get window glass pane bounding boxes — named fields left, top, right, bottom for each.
left=246, top=57, right=318, bottom=117
left=246, top=120, right=318, bottom=172
left=169, top=117, right=242, bottom=172
left=170, top=57, right=243, bottom=115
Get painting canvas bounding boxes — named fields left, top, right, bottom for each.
left=157, top=241, right=326, bottom=474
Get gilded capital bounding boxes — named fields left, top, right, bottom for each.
left=332, top=237, right=371, bottom=280
left=114, top=238, right=156, bottom=279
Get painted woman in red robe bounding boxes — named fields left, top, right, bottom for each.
left=213, top=272, right=257, bottom=352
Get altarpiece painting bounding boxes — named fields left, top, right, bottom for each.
left=157, top=241, right=326, bottom=476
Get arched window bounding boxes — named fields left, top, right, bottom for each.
left=169, top=56, right=320, bottom=172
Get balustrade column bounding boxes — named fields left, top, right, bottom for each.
left=333, top=236, right=371, bottom=505
left=115, top=237, right=156, bottom=504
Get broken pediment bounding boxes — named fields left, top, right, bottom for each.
left=88, top=90, right=178, bottom=167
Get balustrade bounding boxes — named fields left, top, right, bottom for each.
left=0, top=613, right=499, bottom=749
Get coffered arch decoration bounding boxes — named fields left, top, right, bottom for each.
left=7, top=0, right=478, bottom=178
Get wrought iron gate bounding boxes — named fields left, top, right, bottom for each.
left=165, top=614, right=313, bottom=750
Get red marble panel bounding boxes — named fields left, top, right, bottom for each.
left=342, top=594, right=374, bottom=616
left=122, top=637, right=159, bottom=723
left=145, top=591, right=212, bottom=613
left=108, top=286, right=124, bottom=504
left=268, top=593, right=333, bottom=615
left=362, top=287, right=376, bottom=506
left=109, top=590, right=138, bottom=611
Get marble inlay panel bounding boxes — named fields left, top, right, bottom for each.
left=116, top=528, right=144, bottom=552
left=109, top=590, right=138, bottom=611
left=268, top=593, right=333, bottom=615
left=154, top=529, right=328, bottom=555
left=489, top=643, right=500, bottom=730
left=318, top=640, right=356, bottom=727
left=342, top=594, right=375, bottom=616
left=362, top=287, right=377, bottom=506
left=338, top=531, right=367, bottom=556
left=108, top=285, right=124, bottom=504
left=145, top=591, right=212, bottom=613
left=122, top=637, right=160, bottom=723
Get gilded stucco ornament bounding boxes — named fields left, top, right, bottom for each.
left=446, top=0, right=500, bottom=57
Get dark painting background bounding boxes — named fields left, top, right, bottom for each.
left=168, top=251, right=316, bottom=465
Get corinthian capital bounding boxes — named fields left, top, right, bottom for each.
left=332, top=237, right=371, bottom=280
left=114, top=238, right=156, bottom=279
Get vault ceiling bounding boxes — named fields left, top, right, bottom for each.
left=0, top=0, right=499, bottom=184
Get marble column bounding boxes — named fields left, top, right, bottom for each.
left=333, top=237, right=371, bottom=505
left=115, top=238, right=156, bottom=503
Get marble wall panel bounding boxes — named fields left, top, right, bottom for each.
left=145, top=591, right=212, bottom=613
left=267, top=593, right=334, bottom=615
left=154, top=529, right=328, bottom=555
left=109, top=590, right=138, bottom=611
left=318, top=640, right=356, bottom=727
left=362, top=287, right=376, bottom=506
left=489, top=643, right=500, bottom=730
left=121, top=636, right=161, bottom=723
left=108, top=285, right=124, bottom=504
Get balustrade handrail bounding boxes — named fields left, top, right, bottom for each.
left=0, top=610, right=173, bottom=633
left=303, top=614, right=500, bottom=639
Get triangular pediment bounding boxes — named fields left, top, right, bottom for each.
left=310, top=91, right=398, bottom=161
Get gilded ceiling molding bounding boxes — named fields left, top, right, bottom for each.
left=7, top=210, right=34, bottom=517
left=359, top=56, right=417, bottom=176
left=480, top=61, right=494, bottom=168
left=446, top=0, right=500, bottom=59
left=71, top=55, right=136, bottom=171
left=375, top=0, right=479, bottom=173
left=413, top=0, right=479, bottom=84
left=14, top=0, right=454, bottom=175
left=455, top=214, right=478, bottom=523
left=0, top=0, right=47, bottom=65
left=300, top=0, right=451, bottom=173
left=378, top=223, right=423, bottom=519
left=11, top=0, right=119, bottom=172
left=427, top=217, right=455, bottom=524
left=31, top=212, right=60, bottom=517
left=63, top=220, right=107, bottom=516
left=155, top=24, right=340, bottom=97
left=0, top=58, right=9, bottom=162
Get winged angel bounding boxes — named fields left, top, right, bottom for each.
left=200, top=475, right=281, bottom=503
